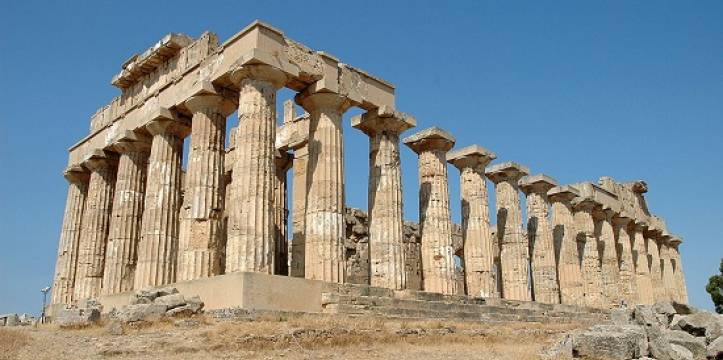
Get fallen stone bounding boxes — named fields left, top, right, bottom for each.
left=670, top=343, right=694, bottom=360
left=154, top=293, right=186, bottom=310
left=572, top=325, right=648, bottom=360
left=611, top=309, right=633, bottom=325
left=116, top=303, right=167, bottom=323
left=56, top=307, right=100, bottom=328
left=654, top=301, right=678, bottom=317
left=671, top=302, right=698, bottom=315
left=132, top=287, right=179, bottom=304
left=664, top=329, right=707, bottom=359
left=647, top=325, right=675, bottom=360
left=635, top=305, right=664, bottom=327
left=707, top=336, right=723, bottom=360
left=673, top=312, right=723, bottom=342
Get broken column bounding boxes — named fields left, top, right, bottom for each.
left=404, top=127, right=457, bottom=295
left=296, top=91, right=354, bottom=283
left=486, top=162, right=531, bottom=301
left=51, top=166, right=89, bottom=304
left=226, top=65, right=287, bottom=274
left=519, top=174, right=560, bottom=304
left=102, top=131, right=150, bottom=295
left=74, top=150, right=117, bottom=300
left=572, top=196, right=605, bottom=308
left=447, top=145, right=497, bottom=298
left=548, top=185, right=583, bottom=305
left=273, top=150, right=292, bottom=276
left=593, top=205, right=622, bottom=308
left=612, top=212, right=638, bottom=306
left=178, top=93, right=234, bottom=281
left=134, top=114, right=190, bottom=289
left=352, top=108, right=415, bottom=289
left=631, top=220, right=654, bottom=304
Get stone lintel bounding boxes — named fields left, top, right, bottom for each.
left=485, top=162, right=530, bottom=184
left=547, top=185, right=580, bottom=203
left=446, top=145, right=497, bottom=170
left=519, top=174, right=558, bottom=195
left=403, top=127, right=455, bottom=154
left=276, top=114, right=310, bottom=151
left=112, top=33, right=194, bottom=89
left=351, top=106, right=416, bottom=135
left=109, top=130, right=152, bottom=154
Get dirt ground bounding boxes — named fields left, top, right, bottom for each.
left=1, top=314, right=583, bottom=360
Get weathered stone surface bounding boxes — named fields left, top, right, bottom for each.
left=404, top=127, right=456, bottom=295
left=116, top=303, right=168, bottom=322
left=549, top=185, right=584, bottom=306
left=595, top=207, right=622, bottom=308
left=56, top=307, right=101, bottom=328
left=572, top=325, right=648, bottom=360
left=632, top=221, right=655, bottom=305
left=664, top=329, right=707, bottom=360
left=353, top=108, right=415, bottom=290
left=486, top=162, right=530, bottom=301
left=153, top=293, right=187, bottom=309
left=272, top=150, right=292, bottom=276
left=673, top=312, right=723, bottom=342
left=707, top=336, right=723, bottom=359
left=448, top=145, right=497, bottom=298
left=613, top=213, right=638, bottom=306
left=573, top=196, right=605, bottom=309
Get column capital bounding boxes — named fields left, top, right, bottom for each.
left=109, top=130, right=152, bottom=154
left=351, top=106, right=416, bottom=136
left=403, top=126, right=455, bottom=154
left=485, top=161, right=529, bottom=184
left=229, top=64, right=287, bottom=89
left=632, top=219, right=649, bottom=232
left=592, top=206, right=615, bottom=221
left=81, top=149, right=118, bottom=172
left=184, top=93, right=236, bottom=117
left=447, top=144, right=496, bottom=170
left=275, top=150, right=293, bottom=173
left=519, top=173, right=557, bottom=195
left=547, top=185, right=580, bottom=204
left=295, top=91, right=355, bottom=114
left=146, top=117, right=191, bottom=137
left=63, top=164, right=89, bottom=184
left=611, top=211, right=633, bottom=227
left=668, top=235, right=683, bottom=246
left=571, top=196, right=600, bottom=212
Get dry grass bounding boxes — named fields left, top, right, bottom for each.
left=0, top=328, right=31, bottom=360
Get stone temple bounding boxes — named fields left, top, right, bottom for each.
left=49, top=21, right=689, bottom=318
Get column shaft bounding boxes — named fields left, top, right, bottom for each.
left=632, top=225, right=654, bottom=304
left=102, top=149, right=148, bottom=294
left=495, top=180, right=530, bottom=301
left=575, top=205, right=605, bottom=308
left=460, top=165, right=496, bottom=297
left=647, top=236, right=665, bottom=302
left=289, top=146, right=308, bottom=278
left=51, top=171, right=88, bottom=304
left=613, top=218, right=638, bottom=306
left=525, top=190, right=559, bottom=304
left=135, top=120, right=187, bottom=289
left=552, top=199, right=583, bottom=305
left=597, top=212, right=621, bottom=308
left=273, top=152, right=291, bottom=275
left=74, top=156, right=116, bottom=299
left=660, top=242, right=675, bottom=301
left=178, top=95, right=228, bottom=281
left=671, top=243, right=689, bottom=303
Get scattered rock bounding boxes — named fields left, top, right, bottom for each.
left=664, top=329, right=707, bottom=359
left=116, top=303, right=167, bottom=323
left=673, top=312, right=723, bottom=342
left=670, top=343, right=694, bottom=360
left=56, top=307, right=101, bottom=328
left=671, top=302, right=698, bottom=315
left=572, top=325, right=648, bottom=360
left=707, top=336, right=723, bottom=359
left=154, top=293, right=186, bottom=309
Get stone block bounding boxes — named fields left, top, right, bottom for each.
left=572, top=325, right=648, bottom=360
left=56, top=308, right=101, bottom=328
left=663, top=329, right=707, bottom=359
left=153, top=293, right=186, bottom=309
left=116, top=303, right=168, bottom=323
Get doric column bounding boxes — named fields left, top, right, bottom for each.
left=51, top=166, right=89, bottom=304
left=134, top=114, right=190, bottom=289
left=593, top=206, right=621, bottom=308
left=352, top=108, right=415, bottom=289
left=548, top=185, right=583, bottom=306
left=296, top=92, right=354, bottom=283
left=404, top=127, right=457, bottom=294
left=668, top=236, right=689, bottom=303
left=290, top=145, right=308, bottom=278
left=519, top=174, right=560, bottom=304
left=659, top=235, right=675, bottom=301
left=101, top=131, right=150, bottom=295
left=645, top=229, right=665, bottom=302
left=226, top=65, right=287, bottom=273
left=178, top=93, right=234, bottom=281
left=631, top=221, right=654, bottom=304
left=612, top=213, right=638, bottom=306
left=486, top=162, right=530, bottom=301
left=448, top=145, right=497, bottom=298
left=74, top=150, right=117, bottom=300
left=572, top=197, right=605, bottom=308
left=273, top=150, right=292, bottom=275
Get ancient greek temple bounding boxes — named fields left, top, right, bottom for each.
left=50, top=21, right=689, bottom=313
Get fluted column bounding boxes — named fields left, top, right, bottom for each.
left=612, top=213, right=638, bottom=306
left=227, top=65, right=287, bottom=273
left=631, top=221, right=654, bottom=304
left=645, top=230, right=665, bottom=302
left=404, top=127, right=457, bottom=294
left=520, top=174, right=560, bottom=304
left=134, top=115, right=190, bottom=289
left=659, top=236, right=675, bottom=301
left=486, top=162, right=530, bottom=301
left=448, top=145, right=497, bottom=298
left=296, top=92, right=354, bottom=283
left=669, top=236, right=689, bottom=303
left=74, top=151, right=117, bottom=300
left=102, top=132, right=150, bottom=295
left=51, top=166, right=89, bottom=304
left=273, top=150, right=292, bottom=275
left=178, top=93, right=233, bottom=281
left=549, top=186, right=583, bottom=306
left=290, top=145, right=308, bottom=278
left=353, top=109, right=415, bottom=289
left=573, top=197, right=605, bottom=308
left=594, top=207, right=621, bottom=308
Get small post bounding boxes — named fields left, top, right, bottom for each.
left=40, top=286, right=50, bottom=324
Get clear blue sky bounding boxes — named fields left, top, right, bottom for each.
left=1, top=1, right=721, bottom=314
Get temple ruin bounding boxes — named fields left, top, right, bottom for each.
left=49, top=21, right=689, bottom=317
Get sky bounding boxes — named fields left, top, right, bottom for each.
left=0, top=1, right=721, bottom=315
